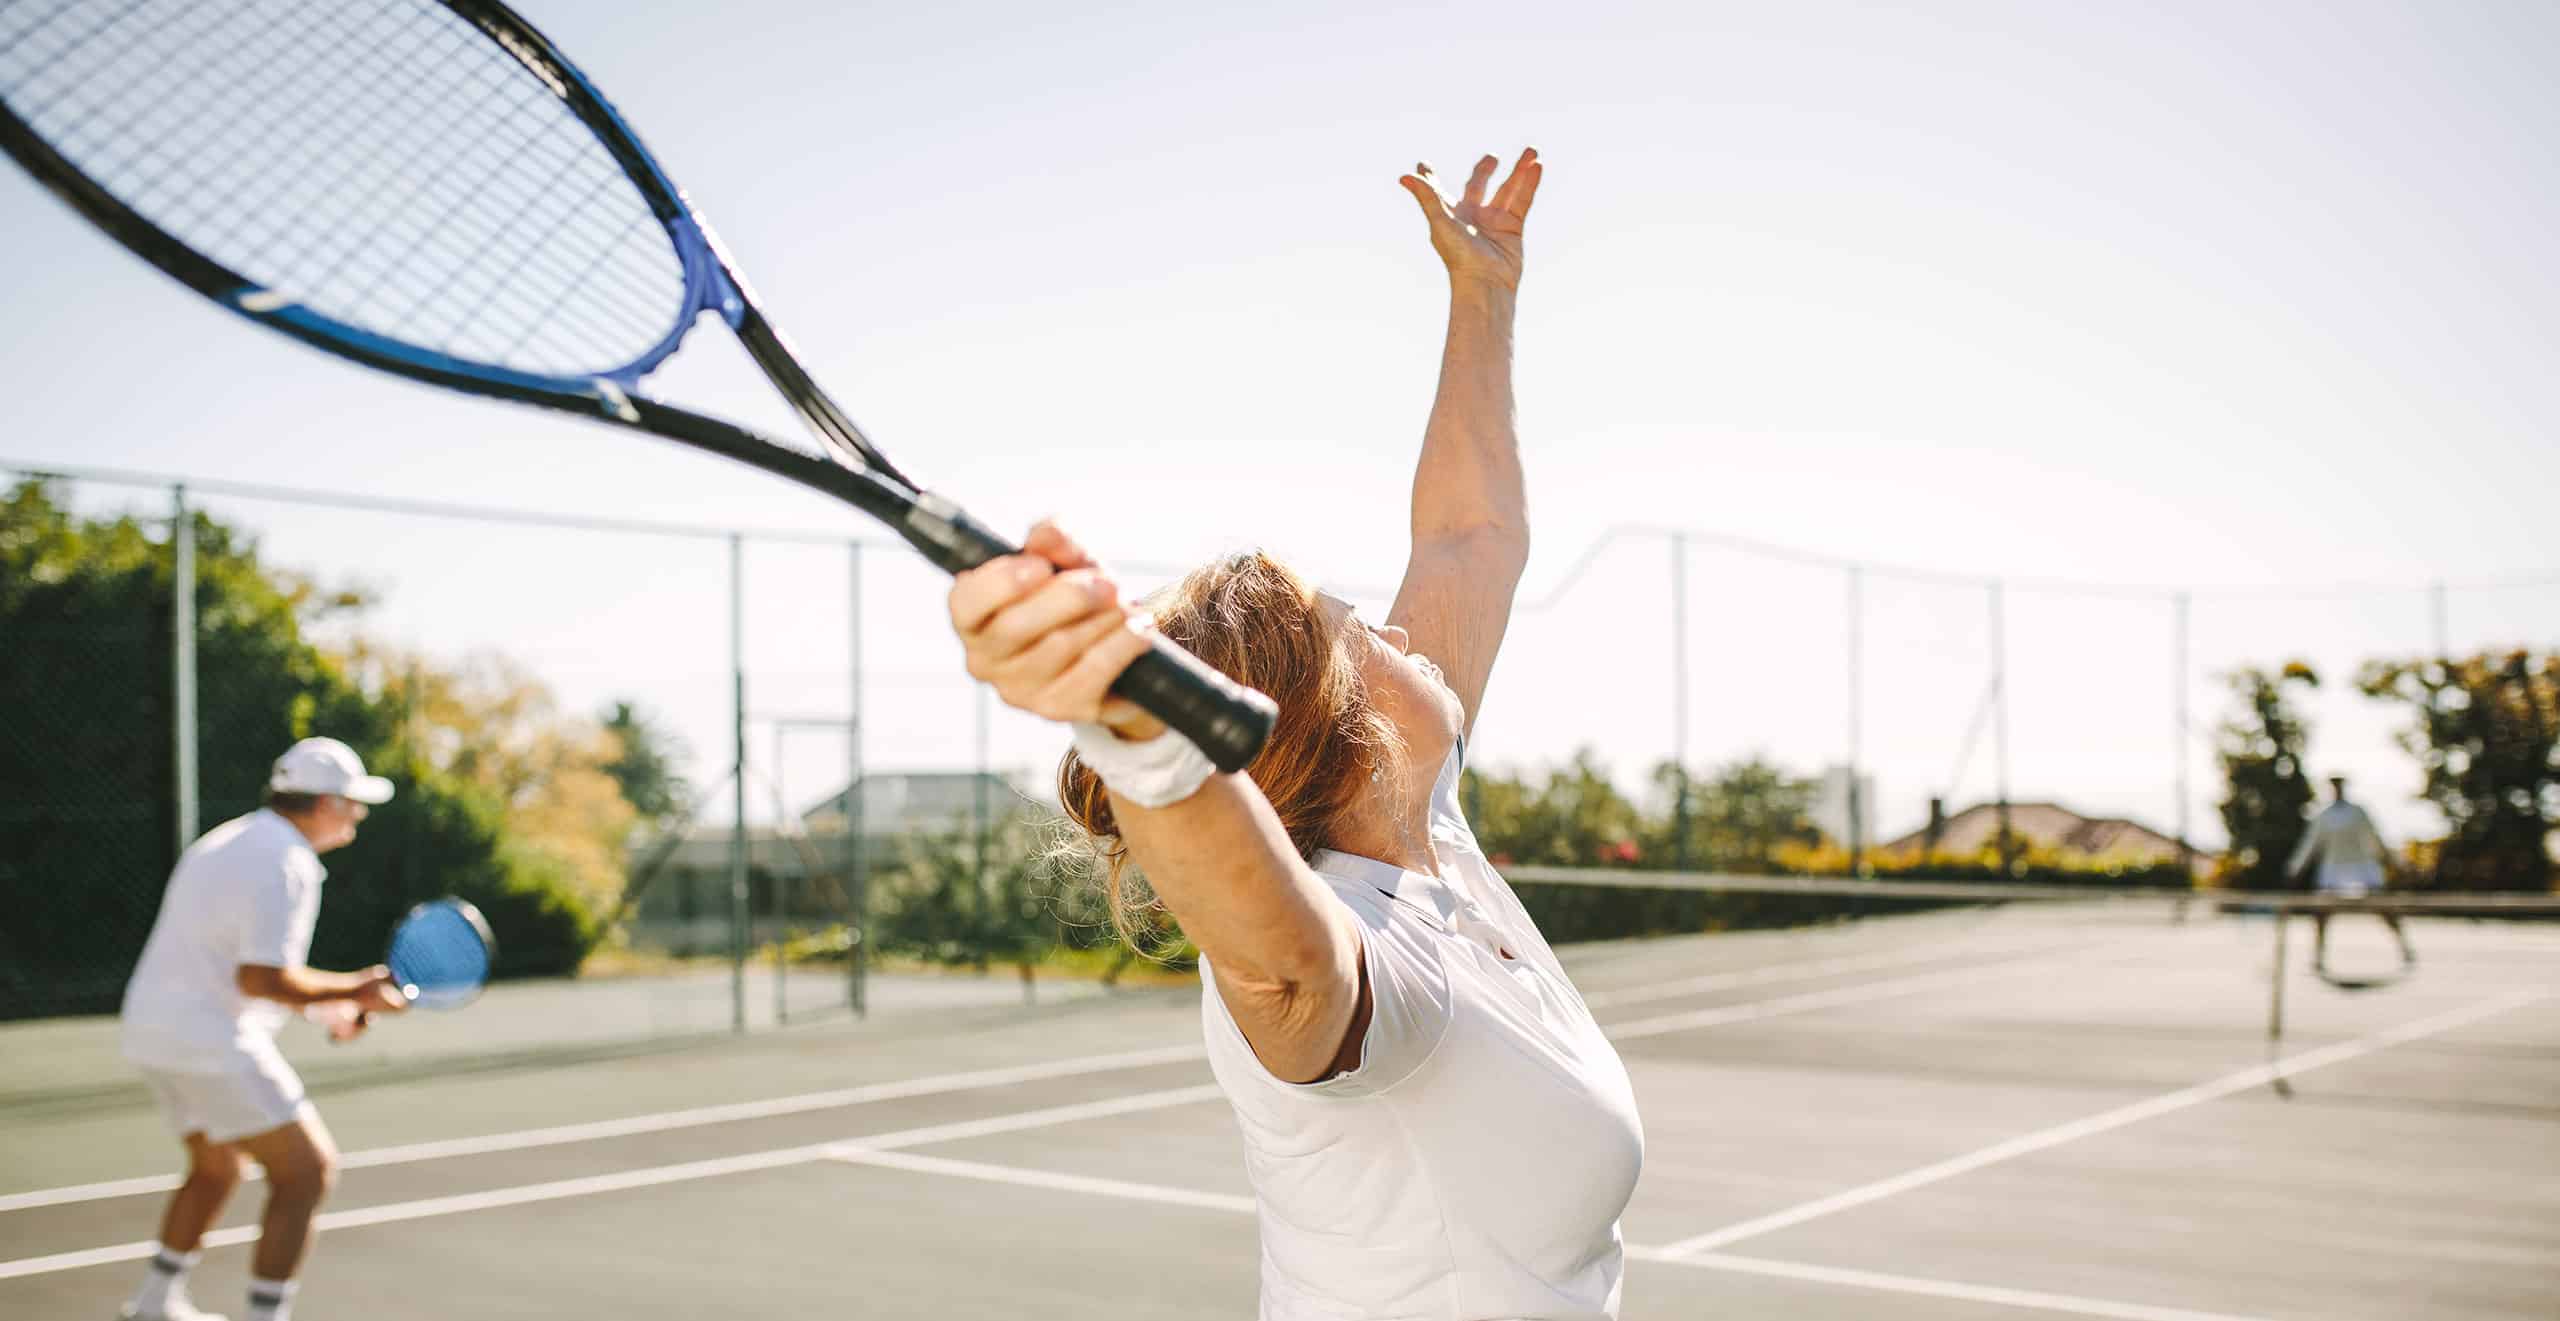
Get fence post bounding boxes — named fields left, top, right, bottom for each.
left=1847, top=565, right=1864, bottom=875
left=1991, top=580, right=2012, bottom=875
left=848, top=540, right=867, bottom=1018
left=1671, top=533, right=1689, bottom=870
left=2174, top=592, right=2192, bottom=876
left=728, top=533, right=748, bottom=1034
left=170, top=484, right=199, bottom=860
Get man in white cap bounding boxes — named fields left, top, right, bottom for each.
left=117, top=737, right=411, bottom=1321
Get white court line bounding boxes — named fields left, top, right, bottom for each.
left=1600, top=937, right=2162, bottom=1041
left=828, top=1149, right=1259, bottom=1215
left=0, top=1084, right=1227, bottom=1282
left=1578, top=934, right=2090, bottom=1009
left=0, top=1042, right=1208, bottom=1214
left=820, top=1148, right=2263, bottom=1321
left=1629, top=1247, right=2274, bottom=1321
left=1653, top=990, right=2549, bottom=1258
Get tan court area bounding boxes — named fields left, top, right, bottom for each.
left=3, top=901, right=2553, bottom=1320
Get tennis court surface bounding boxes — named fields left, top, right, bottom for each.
left=4, top=894, right=2553, bottom=1319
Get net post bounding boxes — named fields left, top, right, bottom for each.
left=848, top=540, right=867, bottom=1018
left=171, top=483, right=198, bottom=859
left=728, top=533, right=748, bottom=1034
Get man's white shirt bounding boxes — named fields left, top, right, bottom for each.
left=2287, top=801, right=2390, bottom=883
left=121, top=809, right=326, bottom=1072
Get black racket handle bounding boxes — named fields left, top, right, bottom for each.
left=902, top=494, right=1277, bottom=774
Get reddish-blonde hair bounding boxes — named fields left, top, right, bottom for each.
left=1056, top=551, right=1400, bottom=950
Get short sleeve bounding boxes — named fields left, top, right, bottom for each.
left=1426, top=743, right=1473, bottom=842
left=1202, top=895, right=1454, bottom=1100
left=237, top=853, right=321, bottom=968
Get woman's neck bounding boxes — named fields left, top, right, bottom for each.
left=1325, top=776, right=1440, bottom=876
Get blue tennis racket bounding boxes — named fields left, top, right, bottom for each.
left=385, top=897, right=495, bottom=1012
left=0, top=0, right=1276, bottom=773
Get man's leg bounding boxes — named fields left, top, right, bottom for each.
left=156, top=1131, right=248, bottom=1251
left=2382, top=913, right=2417, bottom=965
left=2310, top=912, right=2332, bottom=972
left=125, top=1131, right=243, bottom=1318
left=231, top=1109, right=340, bottom=1321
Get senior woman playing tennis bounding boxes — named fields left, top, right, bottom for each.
left=948, top=147, right=1642, bottom=1320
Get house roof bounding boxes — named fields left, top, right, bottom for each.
left=1879, top=800, right=2190, bottom=862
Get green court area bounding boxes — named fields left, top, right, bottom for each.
left=3, top=894, right=2553, bottom=1320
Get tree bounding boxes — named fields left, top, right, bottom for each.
left=2215, top=662, right=2319, bottom=891
left=341, top=644, right=639, bottom=917
left=2358, top=651, right=2557, bottom=893
left=0, top=481, right=600, bottom=1017
left=871, top=811, right=1072, bottom=998
left=1462, top=749, right=1647, bottom=868
left=1646, top=755, right=1822, bottom=874
left=600, top=700, right=690, bottom=824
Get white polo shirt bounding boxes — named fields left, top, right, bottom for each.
left=120, top=809, right=327, bottom=1072
left=1201, top=750, right=1645, bottom=1320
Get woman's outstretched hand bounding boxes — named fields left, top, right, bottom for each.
left=1398, top=147, right=1542, bottom=290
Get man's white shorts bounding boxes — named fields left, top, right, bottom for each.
left=136, top=1048, right=311, bottom=1143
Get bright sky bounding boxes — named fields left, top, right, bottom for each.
left=5, top=0, right=2555, bottom=848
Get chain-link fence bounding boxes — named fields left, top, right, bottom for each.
left=5, top=458, right=2554, bottom=1047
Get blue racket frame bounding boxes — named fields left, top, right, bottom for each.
left=0, top=0, right=1276, bottom=773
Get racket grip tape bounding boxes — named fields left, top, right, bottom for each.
left=904, top=493, right=1277, bottom=773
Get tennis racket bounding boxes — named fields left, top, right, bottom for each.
left=386, top=896, right=497, bottom=1010
left=0, top=0, right=1276, bottom=772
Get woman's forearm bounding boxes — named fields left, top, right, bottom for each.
left=1111, top=774, right=1354, bottom=991
left=1408, top=282, right=1525, bottom=546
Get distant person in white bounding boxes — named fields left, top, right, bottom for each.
left=946, top=149, right=1646, bottom=1319
left=118, top=738, right=410, bottom=1321
left=2284, top=775, right=2417, bottom=976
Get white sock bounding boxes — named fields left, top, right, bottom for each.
left=127, top=1243, right=199, bottom=1315
left=246, top=1276, right=298, bottom=1321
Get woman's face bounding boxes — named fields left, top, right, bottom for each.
left=1323, top=594, right=1462, bottom=782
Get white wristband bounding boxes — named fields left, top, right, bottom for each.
left=1070, top=721, right=1219, bottom=809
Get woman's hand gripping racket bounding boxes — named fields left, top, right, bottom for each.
left=328, top=898, right=497, bottom=1040
left=0, top=0, right=1274, bottom=772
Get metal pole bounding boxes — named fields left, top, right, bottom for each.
left=1671, top=534, right=1690, bottom=870
left=728, top=534, right=748, bottom=1034
left=1991, top=580, right=2012, bottom=875
left=974, top=682, right=991, bottom=894
left=171, top=484, right=198, bottom=858
left=2174, top=592, right=2192, bottom=878
left=848, top=542, right=867, bottom=1018
left=772, top=719, right=788, bottom=1028
left=1847, top=566, right=1864, bottom=875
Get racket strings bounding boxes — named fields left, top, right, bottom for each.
left=390, top=906, right=491, bottom=1009
left=1, top=0, right=691, bottom=379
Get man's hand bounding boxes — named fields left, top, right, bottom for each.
left=354, top=966, right=411, bottom=1016
left=1398, top=148, right=1542, bottom=290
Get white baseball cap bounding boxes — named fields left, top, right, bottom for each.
left=269, top=737, right=396, bottom=804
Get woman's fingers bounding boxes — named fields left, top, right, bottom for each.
left=1033, top=616, right=1157, bottom=719
left=1490, top=147, right=1542, bottom=217
left=1459, top=153, right=1497, bottom=210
